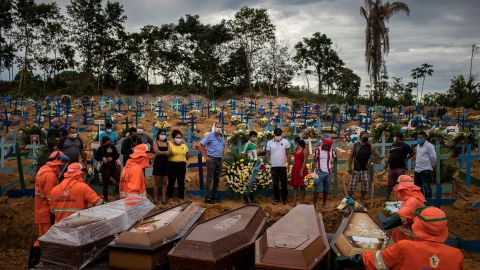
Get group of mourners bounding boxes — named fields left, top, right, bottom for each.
left=35, top=119, right=463, bottom=269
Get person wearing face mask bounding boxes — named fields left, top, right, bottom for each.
left=57, top=126, right=87, bottom=164
left=121, top=127, right=142, bottom=166
left=384, top=133, right=413, bottom=201
left=136, top=123, right=154, bottom=148
left=152, top=129, right=171, bottom=204
left=311, top=138, right=337, bottom=209
left=381, top=175, right=425, bottom=243
left=99, top=122, right=118, bottom=144
left=266, top=128, right=291, bottom=205
left=120, top=144, right=155, bottom=198
left=167, top=130, right=189, bottom=201
left=199, top=122, right=225, bottom=204
left=47, top=118, right=68, bottom=150
left=34, top=151, right=70, bottom=238
left=94, top=136, right=120, bottom=202
left=347, top=131, right=379, bottom=201
left=29, top=150, right=70, bottom=268
left=414, top=131, right=437, bottom=198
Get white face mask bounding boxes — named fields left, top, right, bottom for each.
left=106, top=129, right=112, bottom=133
left=69, top=133, right=78, bottom=139
left=274, top=136, right=282, bottom=141
left=137, top=129, right=144, bottom=134
left=215, top=127, right=222, bottom=133
left=174, top=138, right=182, bottom=144
left=159, top=135, right=166, bottom=141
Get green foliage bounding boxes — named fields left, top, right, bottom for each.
left=370, top=122, right=400, bottom=142
left=440, top=159, right=457, bottom=183
left=34, top=146, right=53, bottom=173
left=448, top=131, right=479, bottom=158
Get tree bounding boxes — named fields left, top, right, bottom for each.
left=294, top=32, right=344, bottom=95
left=360, top=0, right=409, bottom=91
left=258, top=38, right=295, bottom=97
left=229, top=6, right=275, bottom=94
left=0, top=0, right=14, bottom=81
left=447, top=75, right=479, bottom=108
left=416, top=63, right=434, bottom=102
left=35, top=3, right=75, bottom=92
left=334, top=67, right=361, bottom=101
left=67, top=0, right=102, bottom=74
left=177, top=15, right=233, bottom=97
left=13, top=0, right=56, bottom=93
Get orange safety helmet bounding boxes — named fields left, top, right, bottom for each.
left=395, top=175, right=421, bottom=191
left=46, top=151, right=70, bottom=166
left=412, top=207, right=449, bottom=243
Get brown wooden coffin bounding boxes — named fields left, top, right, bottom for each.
left=168, top=205, right=267, bottom=270
left=108, top=201, right=205, bottom=270
left=330, top=210, right=393, bottom=257
left=255, top=204, right=330, bottom=270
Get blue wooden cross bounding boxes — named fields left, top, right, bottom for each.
left=0, top=136, right=14, bottom=173
left=258, top=106, right=265, bottom=118
left=179, top=105, right=189, bottom=125
left=301, top=104, right=310, bottom=127
left=458, top=144, right=480, bottom=187
left=126, top=97, right=133, bottom=112
left=169, top=98, right=182, bottom=114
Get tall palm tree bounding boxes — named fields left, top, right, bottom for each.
left=361, top=0, right=409, bottom=97
left=418, top=63, right=434, bottom=102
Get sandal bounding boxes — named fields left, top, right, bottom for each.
left=322, top=204, right=328, bottom=209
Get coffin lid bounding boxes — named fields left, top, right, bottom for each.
left=169, top=205, right=266, bottom=261
left=255, top=204, right=330, bottom=269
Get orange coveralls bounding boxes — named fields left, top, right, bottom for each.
left=119, top=158, right=148, bottom=198
left=34, top=164, right=60, bottom=237
left=392, top=190, right=425, bottom=242
left=50, top=176, right=100, bottom=223
left=362, top=240, right=463, bottom=270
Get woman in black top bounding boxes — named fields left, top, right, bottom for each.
left=152, top=129, right=171, bottom=204
left=95, top=136, right=120, bottom=202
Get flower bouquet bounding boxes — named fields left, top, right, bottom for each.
left=156, top=120, right=171, bottom=130
left=230, top=116, right=241, bottom=126
left=383, top=201, right=403, bottom=217
left=236, top=123, right=247, bottom=131
left=302, top=127, right=322, bottom=140
left=258, top=117, right=269, bottom=128
left=257, top=131, right=274, bottom=144
left=227, top=129, right=249, bottom=146
left=224, top=157, right=271, bottom=195
left=303, top=172, right=319, bottom=189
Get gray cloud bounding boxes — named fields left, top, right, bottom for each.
left=40, top=0, right=480, bottom=94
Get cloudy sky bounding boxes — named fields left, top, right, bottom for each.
left=45, top=0, right=480, bottom=95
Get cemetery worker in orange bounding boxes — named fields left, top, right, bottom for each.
left=167, top=130, right=189, bottom=200
left=50, top=163, right=102, bottom=223
left=34, top=151, right=70, bottom=237
left=152, top=129, right=171, bottom=204
left=47, top=118, right=68, bottom=150
left=381, top=175, right=425, bottom=243
left=95, top=136, right=121, bottom=202
left=57, top=126, right=87, bottom=164
left=266, top=128, right=291, bottom=205
left=347, top=131, right=379, bottom=201
left=414, top=131, right=436, bottom=199
left=290, top=137, right=308, bottom=206
left=121, top=127, right=142, bottom=166
left=119, top=144, right=154, bottom=198
left=335, top=207, right=463, bottom=270
left=311, top=138, right=337, bottom=209
left=200, top=122, right=225, bottom=204
left=384, top=133, right=413, bottom=201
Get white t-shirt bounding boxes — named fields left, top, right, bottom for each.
left=315, top=147, right=337, bottom=173
left=266, top=139, right=290, bottom=167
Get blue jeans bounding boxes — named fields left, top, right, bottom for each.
left=414, top=170, right=433, bottom=199
left=315, top=171, right=331, bottom=193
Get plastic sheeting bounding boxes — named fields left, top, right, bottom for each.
left=38, top=197, right=154, bottom=269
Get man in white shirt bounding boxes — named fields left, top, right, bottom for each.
left=414, top=131, right=437, bottom=198
left=266, top=128, right=291, bottom=204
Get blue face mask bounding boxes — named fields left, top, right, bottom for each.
left=417, top=138, right=425, bottom=145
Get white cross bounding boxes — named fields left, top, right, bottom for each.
left=25, top=141, right=44, bottom=166
left=0, top=136, right=13, bottom=168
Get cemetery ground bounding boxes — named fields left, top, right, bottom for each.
left=0, top=95, right=480, bottom=269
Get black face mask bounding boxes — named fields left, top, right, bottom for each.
left=362, top=137, right=369, bottom=143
